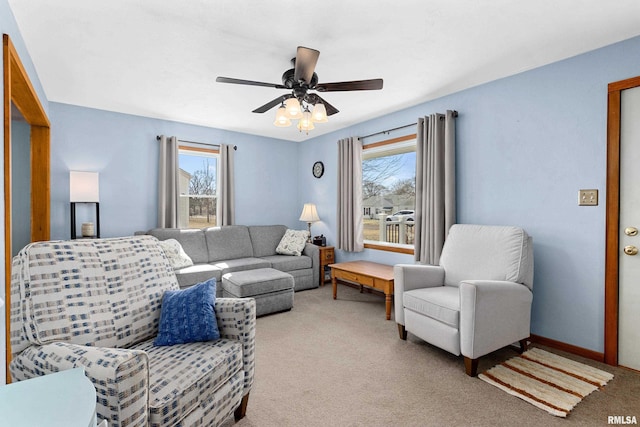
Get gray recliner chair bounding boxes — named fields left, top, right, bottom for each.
left=394, top=224, right=534, bottom=376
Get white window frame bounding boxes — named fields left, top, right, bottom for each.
left=177, top=145, right=219, bottom=229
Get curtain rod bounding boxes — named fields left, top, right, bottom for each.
left=361, top=110, right=458, bottom=140
left=156, top=135, right=237, bottom=151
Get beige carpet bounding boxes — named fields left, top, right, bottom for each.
left=233, top=284, right=640, bottom=427
left=479, top=348, right=614, bottom=417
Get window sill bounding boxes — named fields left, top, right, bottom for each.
left=364, top=241, right=414, bottom=255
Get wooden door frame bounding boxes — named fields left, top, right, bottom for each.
left=604, top=75, right=640, bottom=365
left=3, top=34, right=50, bottom=381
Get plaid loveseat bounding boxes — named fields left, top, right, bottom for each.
left=9, top=236, right=256, bottom=427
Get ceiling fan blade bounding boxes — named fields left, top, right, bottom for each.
left=216, top=76, right=287, bottom=89
left=252, top=94, right=293, bottom=114
left=293, top=46, right=320, bottom=85
left=315, top=78, right=383, bottom=92
left=311, top=94, right=339, bottom=116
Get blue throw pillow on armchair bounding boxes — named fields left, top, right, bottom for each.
left=154, top=278, right=220, bottom=346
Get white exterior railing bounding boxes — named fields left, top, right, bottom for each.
left=377, top=214, right=415, bottom=245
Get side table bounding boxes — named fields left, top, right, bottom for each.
left=318, top=245, right=335, bottom=286
left=0, top=368, right=99, bottom=426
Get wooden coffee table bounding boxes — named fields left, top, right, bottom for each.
left=329, top=260, right=394, bottom=320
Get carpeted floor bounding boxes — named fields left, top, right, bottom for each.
left=233, top=283, right=640, bottom=427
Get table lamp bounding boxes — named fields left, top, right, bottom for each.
left=299, top=203, right=320, bottom=243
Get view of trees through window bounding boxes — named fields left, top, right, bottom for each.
left=178, top=149, right=218, bottom=228
left=362, top=140, right=416, bottom=246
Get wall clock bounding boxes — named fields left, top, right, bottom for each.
left=312, top=161, right=324, bottom=178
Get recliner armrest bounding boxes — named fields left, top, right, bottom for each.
left=10, top=342, right=149, bottom=426
left=393, top=264, right=445, bottom=325
left=459, top=280, right=533, bottom=360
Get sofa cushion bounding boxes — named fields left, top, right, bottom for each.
left=147, top=228, right=209, bottom=264
left=275, top=229, right=309, bottom=256
left=133, top=338, right=243, bottom=427
left=10, top=236, right=178, bottom=354
left=154, top=279, right=220, bottom=346
left=205, top=226, right=254, bottom=262
left=260, top=254, right=312, bottom=272
left=211, top=257, right=271, bottom=275
left=403, top=286, right=460, bottom=328
left=248, top=225, right=287, bottom=257
left=174, top=264, right=223, bottom=288
left=157, top=238, right=194, bottom=269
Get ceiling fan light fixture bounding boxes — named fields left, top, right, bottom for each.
left=311, top=103, right=328, bottom=123
left=298, top=109, right=315, bottom=134
left=284, top=97, right=303, bottom=119
left=297, top=120, right=315, bottom=134
left=273, top=106, right=292, bottom=127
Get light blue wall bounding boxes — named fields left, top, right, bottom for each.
left=11, top=120, right=30, bottom=255
left=1, top=0, right=50, bottom=384
left=49, top=103, right=300, bottom=239
left=299, top=35, right=640, bottom=353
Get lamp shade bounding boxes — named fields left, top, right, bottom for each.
left=299, top=203, right=320, bottom=223
left=284, top=97, right=303, bottom=119
left=70, top=171, right=99, bottom=202
left=273, top=106, right=292, bottom=127
left=311, top=103, right=328, bottom=123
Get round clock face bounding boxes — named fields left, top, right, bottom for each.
left=313, top=161, right=324, bottom=178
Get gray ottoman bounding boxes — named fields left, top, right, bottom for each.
left=222, top=268, right=294, bottom=317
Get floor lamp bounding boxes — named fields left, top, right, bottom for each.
left=70, top=171, right=100, bottom=239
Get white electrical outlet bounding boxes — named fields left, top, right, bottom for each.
left=579, top=189, right=598, bottom=206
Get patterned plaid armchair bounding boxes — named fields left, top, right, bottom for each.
left=9, top=236, right=256, bottom=427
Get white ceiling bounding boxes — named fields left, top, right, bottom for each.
left=8, top=0, right=640, bottom=142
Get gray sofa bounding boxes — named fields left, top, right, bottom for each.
left=143, top=225, right=320, bottom=295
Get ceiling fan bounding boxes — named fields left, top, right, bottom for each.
left=216, top=46, right=383, bottom=132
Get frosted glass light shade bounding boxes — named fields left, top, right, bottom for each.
left=311, top=103, right=328, bottom=123
left=297, top=109, right=314, bottom=133
left=299, top=203, right=320, bottom=222
left=274, top=106, right=292, bottom=127
left=284, top=97, right=303, bottom=119
left=70, top=171, right=99, bottom=202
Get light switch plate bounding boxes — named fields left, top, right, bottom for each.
left=579, top=189, right=598, bottom=206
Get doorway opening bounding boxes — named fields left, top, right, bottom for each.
left=3, top=34, right=51, bottom=381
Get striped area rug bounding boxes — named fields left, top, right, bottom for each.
left=478, top=347, right=614, bottom=417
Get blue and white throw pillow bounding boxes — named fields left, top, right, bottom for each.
left=276, top=229, right=309, bottom=256
left=154, top=278, right=220, bottom=346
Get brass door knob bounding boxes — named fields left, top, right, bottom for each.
left=624, top=245, right=638, bottom=256
left=625, top=227, right=638, bottom=237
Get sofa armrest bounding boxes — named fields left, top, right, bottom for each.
left=215, top=297, right=257, bottom=396
left=10, top=342, right=149, bottom=427
left=303, top=243, right=320, bottom=287
left=459, top=280, right=533, bottom=360
left=393, top=264, right=445, bottom=326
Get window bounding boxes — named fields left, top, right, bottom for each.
left=178, top=146, right=218, bottom=228
left=362, top=135, right=416, bottom=252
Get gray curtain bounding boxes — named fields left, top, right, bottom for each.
left=217, top=143, right=235, bottom=226
left=157, top=135, right=179, bottom=228
left=337, top=137, right=364, bottom=252
left=414, top=111, right=456, bottom=264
